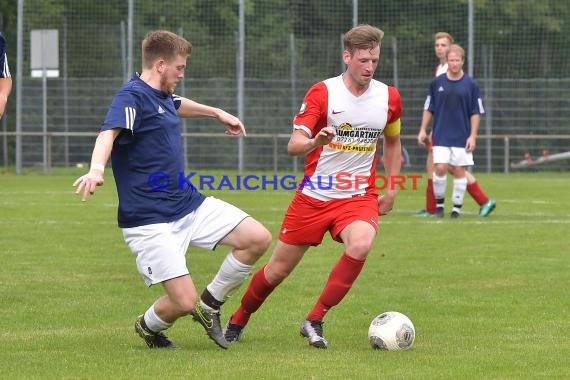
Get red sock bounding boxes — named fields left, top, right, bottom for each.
left=467, top=181, right=489, bottom=206
left=229, top=265, right=276, bottom=327
left=426, top=178, right=436, bottom=213
left=306, top=253, right=366, bottom=321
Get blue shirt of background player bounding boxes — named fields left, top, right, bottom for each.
left=425, top=73, right=484, bottom=147
left=101, top=74, right=205, bottom=228
left=0, top=32, right=10, bottom=78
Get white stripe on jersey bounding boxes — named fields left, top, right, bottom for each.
left=172, top=94, right=182, bottom=110
left=125, top=107, right=136, bottom=130
left=1, top=53, right=9, bottom=77
left=478, top=98, right=485, bottom=114
left=423, top=95, right=431, bottom=110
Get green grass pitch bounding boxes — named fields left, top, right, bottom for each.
left=0, top=170, right=568, bottom=379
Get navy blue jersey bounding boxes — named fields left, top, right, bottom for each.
left=425, top=73, right=484, bottom=147
left=101, top=74, right=205, bottom=228
left=0, top=33, right=10, bottom=78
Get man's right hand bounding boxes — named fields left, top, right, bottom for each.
left=73, top=170, right=105, bottom=202
left=314, top=126, right=336, bottom=146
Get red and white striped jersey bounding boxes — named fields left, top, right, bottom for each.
left=293, top=75, right=402, bottom=200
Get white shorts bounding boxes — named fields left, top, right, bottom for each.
left=432, top=146, right=474, bottom=167
left=122, top=196, right=249, bottom=286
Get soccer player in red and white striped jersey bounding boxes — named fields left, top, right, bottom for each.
left=225, top=24, right=403, bottom=348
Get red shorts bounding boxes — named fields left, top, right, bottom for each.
left=278, top=192, right=379, bottom=246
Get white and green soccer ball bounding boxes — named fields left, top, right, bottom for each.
left=368, top=311, right=415, bottom=351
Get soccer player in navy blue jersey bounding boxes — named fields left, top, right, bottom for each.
left=416, top=32, right=495, bottom=218
left=0, top=32, right=12, bottom=119
left=73, top=30, right=271, bottom=349
left=417, top=44, right=485, bottom=218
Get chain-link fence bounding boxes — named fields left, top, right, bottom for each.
left=1, top=0, right=570, bottom=173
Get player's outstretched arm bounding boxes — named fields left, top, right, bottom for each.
left=177, top=97, right=246, bottom=136
left=73, top=129, right=120, bottom=202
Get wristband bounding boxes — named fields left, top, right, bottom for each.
left=90, top=163, right=105, bottom=173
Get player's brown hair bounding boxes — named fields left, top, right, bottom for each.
left=344, top=24, right=384, bottom=55
left=142, top=30, right=192, bottom=69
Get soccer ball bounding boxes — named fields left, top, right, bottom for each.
left=368, top=311, right=415, bottom=351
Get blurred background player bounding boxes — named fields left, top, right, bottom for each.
left=223, top=24, right=403, bottom=348
left=416, top=32, right=495, bottom=217
left=73, top=30, right=271, bottom=350
left=418, top=44, right=484, bottom=218
left=0, top=31, right=12, bottom=119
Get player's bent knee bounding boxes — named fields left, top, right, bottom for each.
left=246, top=225, right=272, bottom=253
left=258, top=228, right=272, bottom=251
left=346, top=242, right=373, bottom=259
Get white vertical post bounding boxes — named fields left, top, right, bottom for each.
left=120, top=21, right=127, bottom=82
left=340, top=33, right=344, bottom=73
left=503, top=137, right=509, bottom=174
left=31, top=29, right=59, bottom=173
left=237, top=0, right=245, bottom=173
left=16, top=0, right=23, bottom=174
left=178, top=26, right=189, bottom=170
left=353, top=0, right=358, bottom=27
left=290, top=33, right=298, bottom=172
left=42, top=52, right=47, bottom=173
left=62, top=16, right=69, bottom=167
left=127, top=0, right=133, bottom=78
left=392, top=37, right=399, bottom=89
left=467, top=0, right=474, bottom=76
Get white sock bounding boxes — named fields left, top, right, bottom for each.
left=143, top=304, right=172, bottom=333
left=432, top=173, right=447, bottom=201
left=452, top=177, right=468, bottom=210
left=206, top=251, right=252, bottom=305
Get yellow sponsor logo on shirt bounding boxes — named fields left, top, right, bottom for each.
left=327, top=142, right=375, bottom=153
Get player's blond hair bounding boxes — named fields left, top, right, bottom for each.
left=344, top=24, right=384, bottom=55
left=142, top=30, right=192, bottom=69
left=434, top=32, right=454, bottom=44
left=447, top=44, right=465, bottom=59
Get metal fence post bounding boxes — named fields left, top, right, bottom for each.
left=504, top=136, right=509, bottom=174
left=16, top=0, right=24, bottom=175
left=47, top=132, right=52, bottom=175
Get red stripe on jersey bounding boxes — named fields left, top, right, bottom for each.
left=293, top=82, right=329, bottom=180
